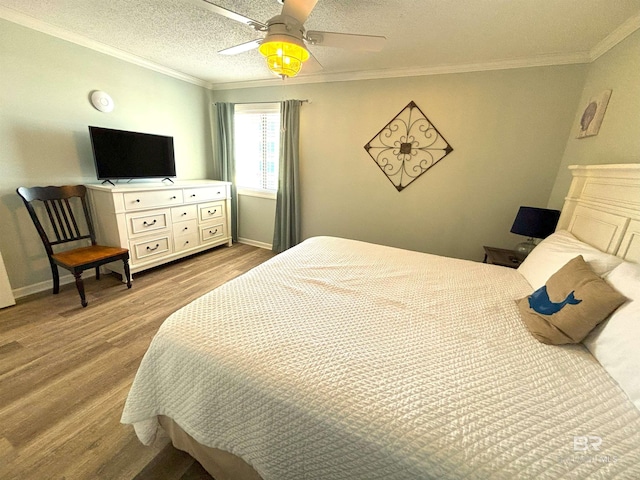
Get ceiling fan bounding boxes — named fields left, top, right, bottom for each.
left=192, top=0, right=386, bottom=78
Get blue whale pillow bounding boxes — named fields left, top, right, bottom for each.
left=517, top=255, right=626, bottom=345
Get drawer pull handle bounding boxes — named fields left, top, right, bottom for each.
left=190, top=194, right=196, bottom=197
left=170, top=196, right=177, bottom=200
left=143, top=219, right=157, bottom=227
left=181, top=212, right=187, bottom=216
left=209, top=229, right=218, bottom=235
left=183, top=227, right=188, bottom=231
left=146, top=243, right=160, bottom=251
left=208, top=209, right=217, bottom=215
left=135, top=199, right=141, bottom=203
left=185, top=241, right=189, bottom=245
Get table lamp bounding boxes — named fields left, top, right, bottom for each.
left=510, top=206, right=561, bottom=256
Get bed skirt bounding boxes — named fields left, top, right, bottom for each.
left=158, top=416, right=263, bottom=480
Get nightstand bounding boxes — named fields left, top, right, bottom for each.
left=483, top=246, right=525, bottom=269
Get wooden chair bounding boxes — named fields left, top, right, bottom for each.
left=17, top=185, right=131, bottom=307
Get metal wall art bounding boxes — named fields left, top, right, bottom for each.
left=364, top=101, right=453, bottom=191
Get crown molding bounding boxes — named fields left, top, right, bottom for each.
left=210, top=52, right=591, bottom=90
left=2, top=4, right=638, bottom=92
left=590, top=11, right=640, bottom=61
left=0, top=5, right=211, bottom=88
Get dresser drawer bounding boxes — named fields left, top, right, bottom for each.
left=123, top=189, right=183, bottom=210
left=184, top=186, right=226, bottom=204
left=198, top=201, right=224, bottom=223
left=126, top=210, right=170, bottom=237
left=171, top=204, right=197, bottom=223
left=200, top=222, right=226, bottom=243
left=174, top=231, right=199, bottom=252
left=131, top=236, right=171, bottom=262
left=173, top=219, right=198, bottom=237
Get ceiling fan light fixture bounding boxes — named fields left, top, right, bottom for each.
left=259, top=37, right=310, bottom=78
left=199, top=1, right=387, bottom=80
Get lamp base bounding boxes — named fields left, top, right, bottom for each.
left=514, top=238, right=537, bottom=257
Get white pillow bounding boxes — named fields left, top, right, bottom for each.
left=517, top=230, right=623, bottom=290
left=583, top=261, right=640, bottom=411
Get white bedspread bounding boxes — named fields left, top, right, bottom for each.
left=122, top=237, right=640, bottom=479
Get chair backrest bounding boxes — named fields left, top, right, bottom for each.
left=17, top=185, right=97, bottom=256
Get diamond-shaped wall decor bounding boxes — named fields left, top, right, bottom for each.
left=364, top=101, right=453, bottom=192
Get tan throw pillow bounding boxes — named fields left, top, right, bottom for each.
left=517, top=255, right=626, bottom=345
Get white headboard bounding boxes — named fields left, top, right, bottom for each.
left=557, top=164, right=640, bottom=263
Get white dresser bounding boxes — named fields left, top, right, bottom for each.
left=0, top=251, right=16, bottom=309
left=86, top=180, right=232, bottom=278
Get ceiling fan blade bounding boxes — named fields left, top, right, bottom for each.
left=194, top=0, right=266, bottom=30
left=302, top=51, right=323, bottom=74
left=306, top=31, right=386, bottom=51
left=218, top=39, right=262, bottom=55
left=282, top=0, right=319, bottom=24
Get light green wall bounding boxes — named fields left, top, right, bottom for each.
left=214, top=64, right=587, bottom=260
left=0, top=19, right=213, bottom=291
left=237, top=194, right=277, bottom=247
left=10, top=14, right=631, bottom=293
left=548, top=29, right=640, bottom=209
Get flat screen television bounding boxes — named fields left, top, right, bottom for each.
left=89, top=126, right=176, bottom=180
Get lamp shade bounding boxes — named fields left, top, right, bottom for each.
left=510, top=206, right=561, bottom=239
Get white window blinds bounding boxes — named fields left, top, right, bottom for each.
left=234, top=103, right=281, bottom=191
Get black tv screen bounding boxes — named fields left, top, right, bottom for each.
left=89, top=126, right=176, bottom=180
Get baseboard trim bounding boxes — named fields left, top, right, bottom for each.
left=237, top=238, right=272, bottom=250
left=13, top=270, right=96, bottom=299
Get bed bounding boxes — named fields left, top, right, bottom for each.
left=122, top=164, right=640, bottom=479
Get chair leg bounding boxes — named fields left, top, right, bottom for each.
left=95, top=266, right=100, bottom=280
left=73, top=271, right=88, bottom=308
left=123, top=259, right=132, bottom=289
left=50, top=261, right=60, bottom=294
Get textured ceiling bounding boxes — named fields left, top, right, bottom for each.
left=1, top=0, right=640, bottom=88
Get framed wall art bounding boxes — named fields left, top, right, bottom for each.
left=577, top=89, right=612, bottom=139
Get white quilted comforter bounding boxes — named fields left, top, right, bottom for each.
left=122, top=237, right=640, bottom=479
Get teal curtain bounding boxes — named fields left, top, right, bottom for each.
left=214, top=102, right=238, bottom=242
left=273, top=100, right=302, bottom=253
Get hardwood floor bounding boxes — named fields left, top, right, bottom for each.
left=0, top=243, right=275, bottom=480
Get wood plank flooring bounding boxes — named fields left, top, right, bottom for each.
left=0, top=243, right=275, bottom=480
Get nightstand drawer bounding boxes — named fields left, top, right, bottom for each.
left=483, top=246, right=524, bottom=268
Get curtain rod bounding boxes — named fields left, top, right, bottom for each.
left=214, top=100, right=309, bottom=105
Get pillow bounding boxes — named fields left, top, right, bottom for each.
left=517, top=230, right=623, bottom=290
left=517, top=255, right=626, bottom=345
left=583, top=261, right=640, bottom=410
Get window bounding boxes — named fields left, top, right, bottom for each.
left=234, top=103, right=281, bottom=192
